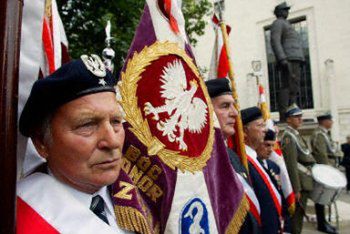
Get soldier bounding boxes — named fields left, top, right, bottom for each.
left=205, top=78, right=261, bottom=233
left=270, top=2, right=305, bottom=121
left=310, top=113, right=338, bottom=233
left=281, top=104, right=316, bottom=234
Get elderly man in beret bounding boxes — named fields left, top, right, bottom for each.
left=310, top=113, right=338, bottom=234
left=205, top=79, right=260, bottom=234
left=17, top=55, right=131, bottom=233
left=241, top=107, right=284, bottom=234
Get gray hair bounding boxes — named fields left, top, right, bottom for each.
left=33, top=114, right=53, bottom=146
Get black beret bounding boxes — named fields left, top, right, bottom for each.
left=274, top=2, right=291, bottom=13
left=241, top=107, right=263, bottom=125
left=317, top=113, right=332, bottom=122
left=285, top=104, right=303, bottom=118
left=19, top=55, right=116, bottom=137
left=264, top=129, right=276, bottom=141
left=205, top=78, right=232, bottom=98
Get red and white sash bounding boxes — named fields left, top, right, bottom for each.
left=236, top=173, right=261, bottom=225
left=17, top=173, right=117, bottom=234
left=246, top=147, right=282, bottom=217
left=269, top=149, right=296, bottom=214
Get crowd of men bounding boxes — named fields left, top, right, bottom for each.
left=205, top=78, right=341, bottom=234
left=16, top=53, right=346, bottom=234
left=15, top=2, right=346, bottom=233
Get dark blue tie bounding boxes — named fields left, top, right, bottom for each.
left=90, top=195, right=109, bottom=224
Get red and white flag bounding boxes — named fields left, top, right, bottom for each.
left=208, top=14, right=231, bottom=80
left=269, top=147, right=296, bottom=215
left=258, top=84, right=296, bottom=215
left=18, top=0, right=69, bottom=177
left=41, top=0, right=69, bottom=76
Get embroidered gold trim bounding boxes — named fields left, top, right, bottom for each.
left=288, top=203, right=296, bottom=216
left=225, top=194, right=250, bottom=234
left=114, top=205, right=155, bottom=234
left=119, top=41, right=214, bottom=172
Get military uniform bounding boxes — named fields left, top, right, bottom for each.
left=281, top=126, right=315, bottom=234
left=310, top=117, right=339, bottom=233
left=310, top=126, right=337, bottom=165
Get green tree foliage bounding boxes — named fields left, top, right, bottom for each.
left=57, top=0, right=211, bottom=73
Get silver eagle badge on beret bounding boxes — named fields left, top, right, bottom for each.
left=81, top=54, right=107, bottom=78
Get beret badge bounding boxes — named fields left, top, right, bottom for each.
left=80, top=54, right=107, bottom=78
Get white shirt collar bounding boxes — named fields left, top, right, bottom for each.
left=262, top=159, right=268, bottom=169
left=245, top=144, right=257, bottom=159
left=47, top=169, right=116, bottom=223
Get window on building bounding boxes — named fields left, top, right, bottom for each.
left=264, top=16, right=313, bottom=112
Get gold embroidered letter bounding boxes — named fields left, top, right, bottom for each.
left=114, top=181, right=134, bottom=200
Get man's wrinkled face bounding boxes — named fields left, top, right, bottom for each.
left=257, top=140, right=275, bottom=160
left=287, top=115, right=303, bottom=129
left=36, top=92, right=125, bottom=194
left=211, top=94, right=238, bottom=138
left=244, top=118, right=266, bottom=148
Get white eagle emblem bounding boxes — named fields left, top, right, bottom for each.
left=144, top=59, right=208, bottom=151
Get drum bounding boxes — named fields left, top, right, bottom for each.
left=310, top=164, right=347, bottom=205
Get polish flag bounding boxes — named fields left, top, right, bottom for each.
left=18, top=0, right=69, bottom=176
left=208, top=14, right=231, bottom=80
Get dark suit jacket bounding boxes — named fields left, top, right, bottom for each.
left=341, top=143, right=350, bottom=167
left=227, top=148, right=261, bottom=234
left=261, top=159, right=291, bottom=233
left=249, top=160, right=280, bottom=234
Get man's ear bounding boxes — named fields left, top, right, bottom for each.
left=32, top=136, right=49, bottom=159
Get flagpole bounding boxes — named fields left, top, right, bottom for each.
left=215, top=1, right=249, bottom=172
left=0, top=0, right=23, bottom=233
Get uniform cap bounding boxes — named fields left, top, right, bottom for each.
left=285, top=104, right=303, bottom=118
left=317, top=112, right=332, bottom=122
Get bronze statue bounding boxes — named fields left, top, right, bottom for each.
left=270, top=2, right=305, bottom=122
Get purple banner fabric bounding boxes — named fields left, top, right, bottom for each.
left=203, top=129, right=246, bottom=233
left=112, top=2, right=248, bottom=233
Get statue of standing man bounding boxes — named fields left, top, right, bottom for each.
left=271, top=2, right=305, bottom=122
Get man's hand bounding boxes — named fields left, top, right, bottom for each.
left=295, top=192, right=301, bottom=201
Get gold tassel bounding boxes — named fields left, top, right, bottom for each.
left=114, top=205, right=155, bottom=234
left=225, top=194, right=250, bottom=234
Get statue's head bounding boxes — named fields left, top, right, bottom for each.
left=274, top=2, right=291, bottom=18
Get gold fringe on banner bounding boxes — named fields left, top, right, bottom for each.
left=225, top=194, right=250, bottom=234
left=114, top=205, right=157, bottom=234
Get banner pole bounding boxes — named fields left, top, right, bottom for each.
left=0, top=0, right=23, bottom=233
left=216, top=3, right=249, bottom=172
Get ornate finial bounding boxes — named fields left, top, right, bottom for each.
left=102, top=20, right=115, bottom=72
left=214, top=0, right=225, bottom=21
